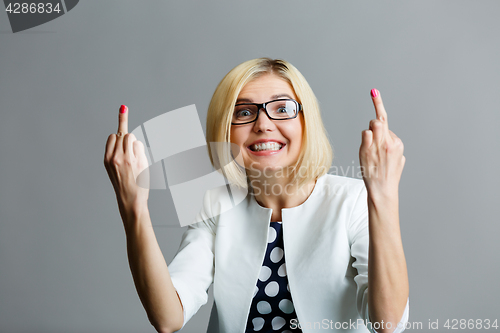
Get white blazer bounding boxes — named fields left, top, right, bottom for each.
left=168, top=174, right=409, bottom=332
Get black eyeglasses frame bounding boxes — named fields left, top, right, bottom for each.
left=231, top=98, right=303, bottom=125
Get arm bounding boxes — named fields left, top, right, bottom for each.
left=104, top=105, right=183, bottom=333
left=367, top=193, right=409, bottom=332
left=124, top=205, right=184, bottom=333
left=359, top=89, right=409, bottom=333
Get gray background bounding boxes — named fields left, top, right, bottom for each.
left=1, top=1, right=499, bottom=332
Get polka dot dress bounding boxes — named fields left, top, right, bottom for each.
left=244, top=222, right=302, bottom=333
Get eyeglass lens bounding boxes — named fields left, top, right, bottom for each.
left=233, top=100, right=297, bottom=124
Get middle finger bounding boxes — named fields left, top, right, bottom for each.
left=370, top=89, right=389, bottom=128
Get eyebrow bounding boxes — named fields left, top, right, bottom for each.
left=236, top=94, right=294, bottom=104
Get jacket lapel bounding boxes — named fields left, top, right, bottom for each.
left=213, top=188, right=272, bottom=332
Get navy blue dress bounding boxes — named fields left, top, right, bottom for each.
left=244, top=221, right=302, bottom=333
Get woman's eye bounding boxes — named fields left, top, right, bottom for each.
left=236, top=109, right=252, bottom=117
left=277, top=107, right=287, bottom=113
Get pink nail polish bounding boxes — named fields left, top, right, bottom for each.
left=370, top=89, right=379, bottom=98
left=120, top=105, right=127, bottom=113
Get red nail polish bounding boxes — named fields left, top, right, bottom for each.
left=370, top=89, right=379, bottom=98
left=120, top=105, right=127, bottom=113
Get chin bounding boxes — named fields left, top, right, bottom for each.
left=245, top=162, right=289, bottom=175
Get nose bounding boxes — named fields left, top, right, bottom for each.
left=253, top=108, right=275, bottom=132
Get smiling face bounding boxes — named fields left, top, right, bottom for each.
left=230, top=74, right=304, bottom=176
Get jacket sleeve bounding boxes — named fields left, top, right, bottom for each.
left=167, top=190, right=216, bottom=330
left=348, top=183, right=409, bottom=333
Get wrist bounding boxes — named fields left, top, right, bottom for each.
left=367, top=189, right=399, bottom=209
left=366, top=183, right=399, bottom=202
left=118, top=200, right=150, bottom=230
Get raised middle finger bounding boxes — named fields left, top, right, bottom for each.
left=370, top=89, right=389, bottom=128
left=117, top=105, right=128, bottom=136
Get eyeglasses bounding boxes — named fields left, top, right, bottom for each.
left=231, top=98, right=302, bottom=125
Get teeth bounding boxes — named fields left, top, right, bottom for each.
left=251, top=142, right=283, bottom=152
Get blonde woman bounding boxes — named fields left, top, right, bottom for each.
left=104, top=58, right=409, bottom=333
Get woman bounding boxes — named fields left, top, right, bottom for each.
left=104, top=58, right=409, bottom=333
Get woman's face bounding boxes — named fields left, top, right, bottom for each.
left=230, top=74, right=304, bottom=175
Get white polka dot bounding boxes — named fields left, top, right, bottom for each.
left=270, top=247, right=284, bottom=263
left=265, top=281, right=279, bottom=297
left=252, top=317, right=265, bottom=331
left=279, top=299, right=294, bottom=314
left=268, top=227, right=277, bottom=243
left=256, top=301, right=272, bottom=314
left=253, top=286, right=259, bottom=298
left=259, top=266, right=272, bottom=282
left=278, top=263, right=287, bottom=277
left=272, top=316, right=286, bottom=330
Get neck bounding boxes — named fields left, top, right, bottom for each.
left=248, top=171, right=317, bottom=222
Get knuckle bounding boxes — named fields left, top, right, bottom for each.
left=134, top=140, right=145, bottom=149
left=370, top=119, right=382, bottom=128
left=111, top=156, right=121, bottom=166
left=123, top=156, right=133, bottom=166
left=394, top=138, right=404, bottom=150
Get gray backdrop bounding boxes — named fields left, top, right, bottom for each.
left=1, top=1, right=499, bottom=332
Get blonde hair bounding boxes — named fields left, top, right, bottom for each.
left=206, top=58, right=333, bottom=189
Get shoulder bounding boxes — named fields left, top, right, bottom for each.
left=303, top=174, right=367, bottom=216
left=317, top=174, right=366, bottom=199
left=321, top=173, right=365, bottom=187
left=199, top=183, right=250, bottom=220
left=204, top=183, right=249, bottom=205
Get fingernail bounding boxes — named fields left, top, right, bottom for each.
left=120, top=105, right=127, bottom=113
left=370, top=89, right=379, bottom=98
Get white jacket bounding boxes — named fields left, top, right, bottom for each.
left=168, top=174, right=409, bottom=332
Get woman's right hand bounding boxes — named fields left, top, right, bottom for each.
left=104, top=105, right=150, bottom=228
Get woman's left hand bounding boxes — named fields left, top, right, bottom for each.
left=359, top=89, right=405, bottom=200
